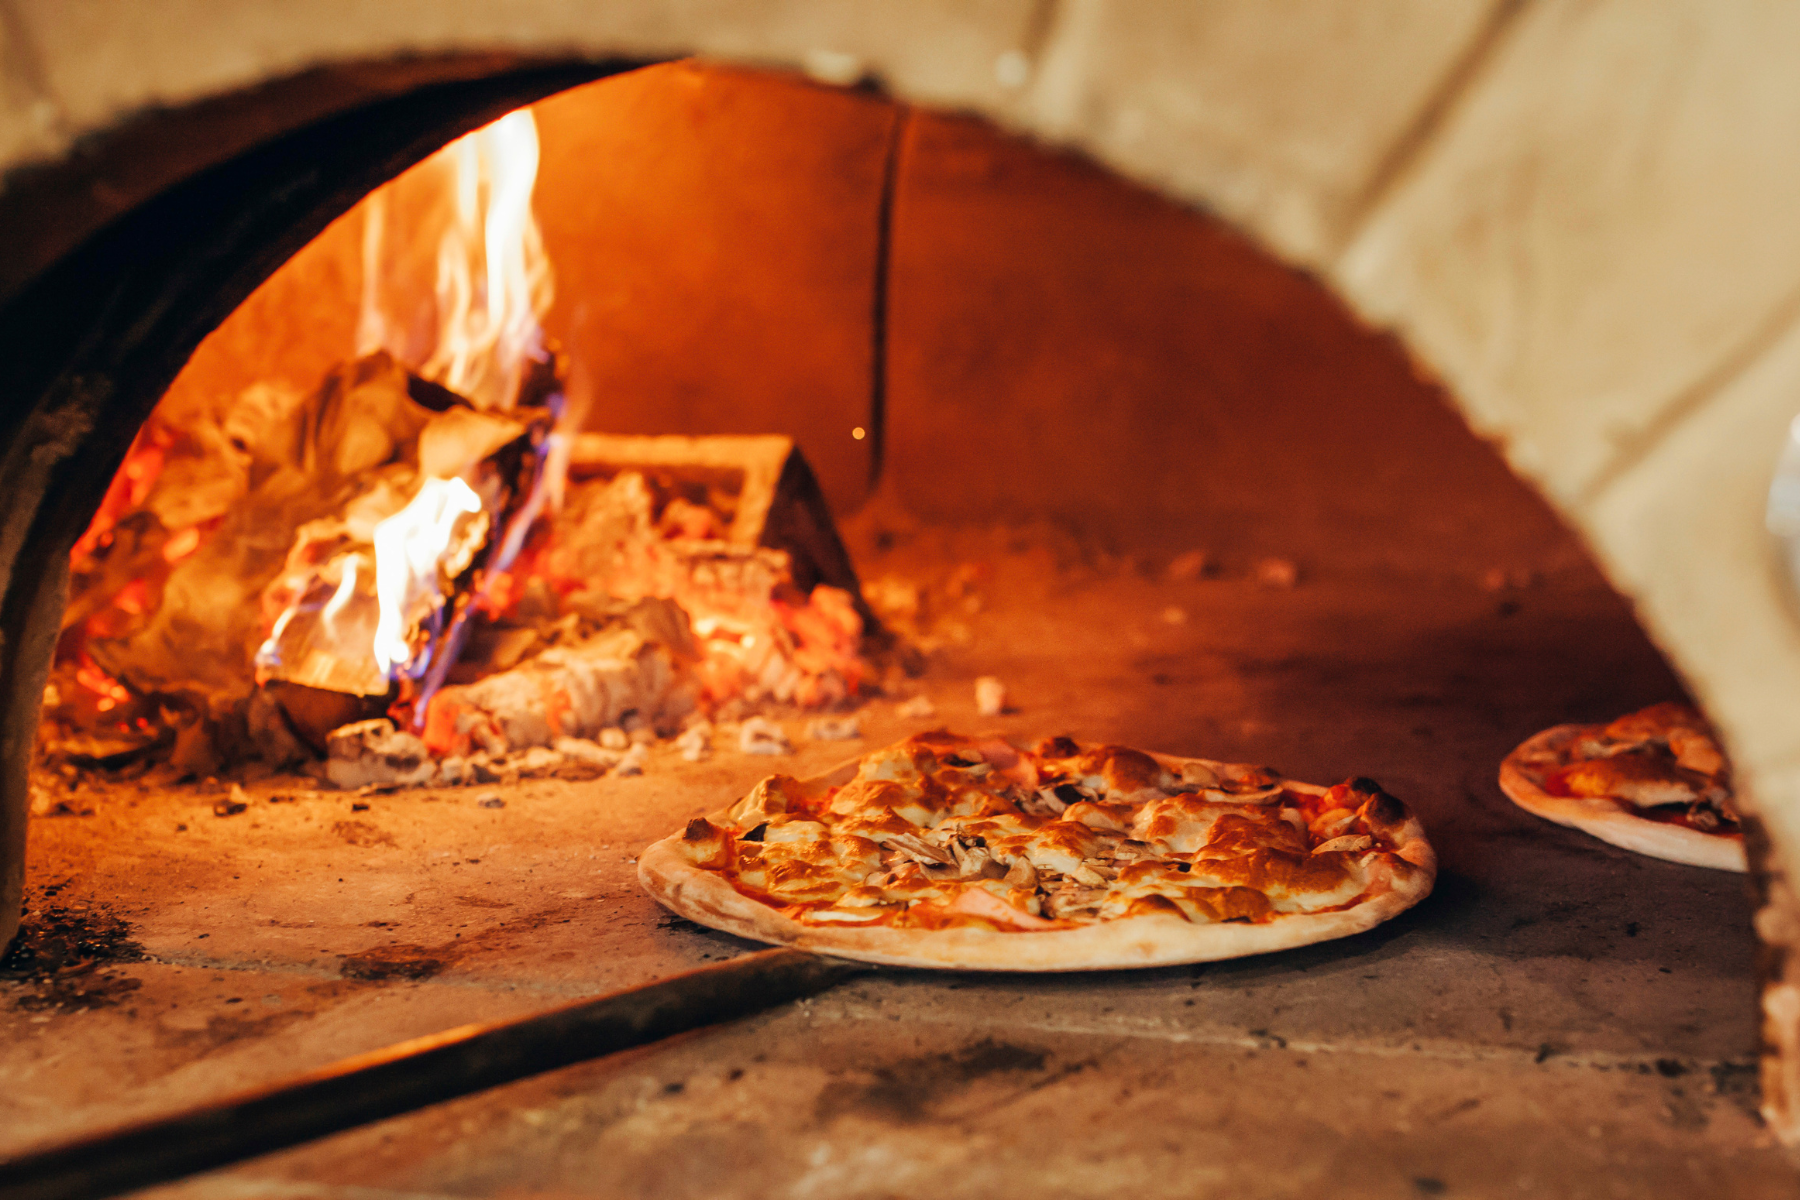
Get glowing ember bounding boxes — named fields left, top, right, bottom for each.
left=371, top=476, right=486, bottom=678
left=71, top=425, right=170, bottom=563
left=161, top=526, right=202, bottom=563
left=74, top=656, right=132, bottom=714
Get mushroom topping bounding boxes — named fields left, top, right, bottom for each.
left=1003, top=857, right=1039, bottom=888
left=949, top=838, right=1008, bottom=881
left=1070, top=861, right=1117, bottom=887
left=1110, top=839, right=1159, bottom=864
left=885, top=831, right=953, bottom=867
left=1714, top=788, right=1740, bottom=822
left=1042, top=885, right=1107, bottom=920
left=1192, top=782, right=1285, bottom=805
left=1177, top=760, right=1222, bottom=789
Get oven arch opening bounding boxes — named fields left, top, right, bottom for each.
left=1, top=39, right=1794, bottom=1193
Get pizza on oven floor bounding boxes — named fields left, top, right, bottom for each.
left=1499, top=702, right=1744, bottom=872
left=638, top=731, right=1436, bottom=971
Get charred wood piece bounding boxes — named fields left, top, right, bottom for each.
left=567, top=433, right=874, bottom=631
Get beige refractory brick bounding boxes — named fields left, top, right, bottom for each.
left=1337, top=0, right=1800, bottom=510
left=0, top=67, right=61, bottom=169
left=0, top=1, right=67, bottom=163
left=1580, top=315, right=1800, bottom=846
left=683, top=0, right=1044, bottom=111
left=1019, top=0, right=1500, bottom=267
left=3, top=0, right=1037, bottom=173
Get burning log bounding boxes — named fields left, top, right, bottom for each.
left=46, top=352, right=550, bottom=759
left=76, top=355, right=455, bottom=703
left=303, top=434, right=872, bottom=787
left=255, top=360, right=553, bottom=699
left=564, top=433, right=867, bottom=614
left=518, top=440, right=873, bottom=711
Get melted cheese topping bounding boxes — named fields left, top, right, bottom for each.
left=1544, top=702, right=1737, bottom=830
left=676, top=732, right=1417, bottom=934
left=1552, top=756, right=1698, bottom=807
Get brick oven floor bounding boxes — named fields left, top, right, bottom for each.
left=3, top=548, right=1793, bottom=1198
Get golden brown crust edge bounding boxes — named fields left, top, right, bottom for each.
left=636, top=751, right=1438, bottom=972
left=1498, top=725, right=1745, bottom=873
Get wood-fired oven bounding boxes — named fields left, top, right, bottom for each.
left=3, top=8, right=1800, bottom=1198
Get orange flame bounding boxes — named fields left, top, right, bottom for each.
left=357, top=109, right=553, bottom=411
left=371, top=476, right=485, bottom=677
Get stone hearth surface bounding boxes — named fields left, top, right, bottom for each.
left=1, top=540, right=1788, bottom=1198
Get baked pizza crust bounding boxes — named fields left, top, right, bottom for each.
left=1499, top=725, right=1746, bottom=873
left=639, top=751, right=1437, bottom=972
